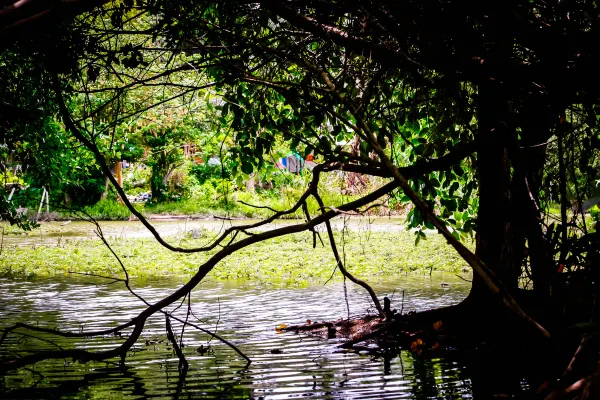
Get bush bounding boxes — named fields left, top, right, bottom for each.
left=591, top=205, right=600, bottom=222
left=64, top=176, right=106, bottom=206
left=82, top=199, right=132, bottom=220
left=123, top=164, right=151, bottom=192
left=189, top=163, right=231, bottom=185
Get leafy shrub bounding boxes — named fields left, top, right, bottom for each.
left=123, top=164, right=151, bottom=191
left=189, top=163, right=231, bottom=185
left=82, top=199, right=131, bottom=220
left=64, top=176, right=106, bottom=206
left=591, top=205, right=600, bottom=222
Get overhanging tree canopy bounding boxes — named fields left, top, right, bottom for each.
left=2, top=1, right=600, bottom=397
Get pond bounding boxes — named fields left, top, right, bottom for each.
left=0, top=274, right=482, bottom=399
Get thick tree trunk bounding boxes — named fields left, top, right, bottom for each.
left=466, top=85, right=559, bottom=324
left=466, top=81, right=523, bottom=306
left=518, top=101, right=556, bottom=301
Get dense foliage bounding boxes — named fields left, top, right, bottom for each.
left=1, top=0, right=599, bottom=292
left=2, top=2, right=600, bottom=396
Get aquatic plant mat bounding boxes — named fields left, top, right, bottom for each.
left=0, top=224, right=472, bottom=283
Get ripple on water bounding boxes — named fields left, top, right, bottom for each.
left=0, top=274, right=477, bottom=399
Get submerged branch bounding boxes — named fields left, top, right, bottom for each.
left=0, top=318, right=146, bottom=372
left=0, top=320, right=136, bottom=344
left=166, top=316, right=188, bottom=376
left=311, top=189, right=385, bottom=318
left=1, top=173, right=398, bottom=372
left=167, top=313, right=251, bottom=366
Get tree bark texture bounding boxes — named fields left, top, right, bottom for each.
left=468, top=80, right=523, bottom=304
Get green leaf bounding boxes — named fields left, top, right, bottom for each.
left=441, top=198, right=457, bottom=211
left=235, top=175, right=244, bottom=187
left=241, top=161, right=253, bottom=175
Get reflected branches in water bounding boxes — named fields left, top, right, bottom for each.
left=0, top=275, right=472, bottom=398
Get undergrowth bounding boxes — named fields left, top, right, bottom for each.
left=81, top=199, right=134, bottom=220
left=57, top=173, right=398, bottom=220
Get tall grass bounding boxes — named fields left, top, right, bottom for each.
left=81, top=199, right=132, bottom=220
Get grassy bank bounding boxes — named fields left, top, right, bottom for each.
left=0, top=229, right=472, bottom=285
left=60, top=175, right=402, bottom=221
left=69, top=191, right=362, bottom=221
left=142, top=187, right=359, bottom=219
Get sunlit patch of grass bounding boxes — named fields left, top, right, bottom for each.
left=142, top=184, right=363, bottom=220
left=0, top=229, right=473, bottom=285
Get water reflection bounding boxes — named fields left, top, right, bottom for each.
left=0, top=274, right=485, bottom=399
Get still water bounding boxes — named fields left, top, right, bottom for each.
left=0, top=274, right=477, bottom=399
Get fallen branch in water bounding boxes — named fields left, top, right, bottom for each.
left=1, top=163, right=395, bottom=372
left=312, top=188, right=385, bottom=318
left=166, top=315, right=188, bottom=376
left=0, top=77, right=488, bottom=375
left=168, top=315, right=252, bottom=366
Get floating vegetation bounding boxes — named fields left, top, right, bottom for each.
left=0, top=229, right=472, bottom=285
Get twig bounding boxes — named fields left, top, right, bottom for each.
left=208, top=298, right=221, bottom=346
left=343, top=276, right=350, bottom=322
left=302, top=200, right=324, bottom=248
left=167, top=314, right=251, bottom=366
left=400, top=290, right=405, bottom=315
left=12, top=331, right=64, bottom=351
left=68, top=271, right=124, bottom=284
left=323, top=264, right=339, bottom=285
left=342, top=217, right=351, bottom=322
left=165, top=316, right=188, bottom=375
left=80, top=209, right=149, bottom=306
left=238, top=201, right=281, bottom=213
left=171, top=293, right=189, bottom=315
left=179, top=294, right=191, bottom=350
